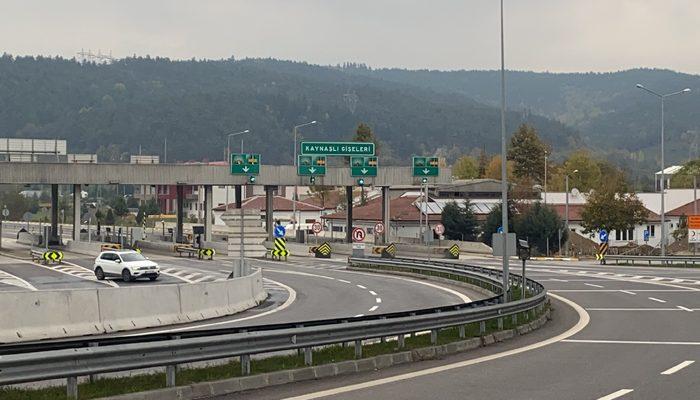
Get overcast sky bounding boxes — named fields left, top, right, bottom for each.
left=2, top=0, right=699, bottom=74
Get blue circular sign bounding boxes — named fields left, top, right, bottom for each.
left=274, top=225, right=286, bottom=238
left=599, top=229, right=608, bottom=243
left=497, top=226, right=503, bottom=234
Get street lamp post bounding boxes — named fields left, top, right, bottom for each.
left=292, top=121, right=317, bottom=239
left=636, top=84, right=691, bottom=257
left=565, top=169, right=578, bottom=257
left=499, top=0, right=509, bottom=303
left=225, top=129, right=251, bottom=212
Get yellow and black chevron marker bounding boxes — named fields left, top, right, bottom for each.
left=270, top=237, right=289, bottom=260
left=100, top=243, right=122, bottom=252
left=382, top=243, right=397, bottom=259
left=372, top=246, right=383, bottom=255
left=43, top=250, right=63, bottom=264
left=595, top=242, right=609, bottom=264
left=445, top=244, right=460, bottom=259
left=312, top=242, right=332, bottom=258
left=198, top=248, right=216, bottom=260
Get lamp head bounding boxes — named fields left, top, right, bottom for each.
left=683, top=88, right=691, bottom=93
left=636, top=84, right=644, bottom=89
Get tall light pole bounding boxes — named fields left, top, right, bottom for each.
left=499, top=0, right=509, bottom=303
left=636, top=84, right=691, bottom=256
left=292, top=120, right=317, bottom=238
left=565, top=169, right=578, bottom=257
left=544, top=150, right=549, bottom=256
left=225, top=129, right=251, bottom=211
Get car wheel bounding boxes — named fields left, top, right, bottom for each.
left=149, top=276, right=158, bottom=281
left=122, top=269, right=133, bottom=282
left=94, top=267, right=105, bottom=280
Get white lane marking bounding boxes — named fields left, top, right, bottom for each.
left=263, top=268, right=336, bottom=280
left=660, top=360, right=694, bottom=375
left=584, top=283, right=604, bottom=288
left=597, top=389, right=633, bottom=400
left=368, top=306, right=379, bottom=312
left=620, top=290, right=636, bottom=295
left=648, top=297, right=667, bottom=303
left=282, top=293, right=589, bottom=400
left=160, top=270, right=196, bottom=283
left=356, top=284, right=367, bottom=289
left=31, top=259, right=119, bottom=287
left=124, top=278, right=296, bottom=336
left=0, top=268, right=37, bottom=291
left=549, top=278, right=569, bottom=282
left=551, top=289, right=694, bottom=293
left=375, top=297, right=382, bottom=303
left=651, top=277, right=665, bottom=281
left=353, top=314, right=364, bottom=318
left=670, top=279, right=684, bottom=283
left=677, top=306, right=694, bottom=312
left=343, top=269, right=472, bottom=303
left=563, top=339, right=700, bottom=346
left=586, top=308, right=683, bottom=311
left=337, top=279, right=351, bottom=284
left=369, top=290, right=377, bottom=296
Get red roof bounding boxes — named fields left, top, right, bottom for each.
left=551, top=203, right=660, bottom=222
left=213, top=196, right=322, bottom=212
left=322, top=195, right=441, bottom=223
left=668, top=200, right=700, bottom=217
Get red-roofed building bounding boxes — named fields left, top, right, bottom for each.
left=212, top=195, right=323, bottom=229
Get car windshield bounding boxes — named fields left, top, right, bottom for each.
left=120, top=252, right=147, bottom=262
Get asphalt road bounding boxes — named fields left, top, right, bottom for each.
left=216, top=257, right=700, bottom=400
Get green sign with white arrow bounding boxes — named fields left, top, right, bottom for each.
left=298, top=155, right=327, bottom=176
left=230, top=153, right=261, bottom=175
left=351, top=156, right=378, bottom=177
left=412, top=156, right=439, bottom=177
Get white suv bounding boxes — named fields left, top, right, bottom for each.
left=93, top=250, right=160, bottom=282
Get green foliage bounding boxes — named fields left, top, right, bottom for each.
left=141, top=199, right=160, bottom=216
left=135, top=209, right=145, bottom=225
left=111, top=197, right=129, bottom=216
left=514, top=202, right=566, bottom=254
left=0, top=188, right=39, bottom=220
left=481, top=202, right=517, bottom=246
left=580, top=189, right=648, bottom=233
left=126, top=197, right=140, bottom=208
left=441, top=201, right=478, bottom=241
left=105, top=209, right=115, bottom=225
left=95, top=209, right=104, bottom=224
left=477, top=148, right=488, bottom=178
left=507, top=124, right=550, bottom=183
left=452, top=156, right=479, bottom=179
left=670, top=160, right=700, bottom=188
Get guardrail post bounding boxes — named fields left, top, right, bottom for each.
left=165, top=364, right=177, bottom=387
left=512, top=314, right=518, bottom=325
left=241, top=354, right=251, bottom=375
left=66, top=376, right=78, bottom=399
left=304, top=347, right=313, bottom=366
left=398, top=334, right=405, bottom=349
left=88, top=342, right=98, bottom=383
left=497, top=317, right=503, bottom=330
left=354, top=339, right=363, bottom=358
left=458, top=325, right=466, bottom=339
left=479, top=321, right=486, bottom=335
left=430, top=329, right=438, bottom=345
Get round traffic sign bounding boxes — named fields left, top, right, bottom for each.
left=352, top=227, right=366, bottom=242
left=433, top=223, right=445, bottom=235
left=599, top=229, right=608, bottom=243
left=311, top=222, right=323, bottom=234
left=274, top=224, right=286, bottom=238
left=374, top=222, right=385, bottom=234
left=1, top=207, right=8, bottom=218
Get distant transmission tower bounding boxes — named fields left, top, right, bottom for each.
left=343, top=90, right=359, bottom=114
left=77, top=49, right=115, bottom=64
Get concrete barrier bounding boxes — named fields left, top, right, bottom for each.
left=0, top=269, right=266, bottom=343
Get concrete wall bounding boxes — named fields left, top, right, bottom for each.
left=0, top=163, right=452, bottom=187
left=0, top=270, right=266, bottom=343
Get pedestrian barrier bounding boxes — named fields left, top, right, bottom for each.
left=0, top=257, right=546, bottom=400
left=606, top=254, right=700, bottom=266
left=29, top=249, right=63, bottom=264
left=174, top=244, right=198, bottom=258
left=100, top=243, right=122, bottom=252
left=445, top=244, right=460, bottom=259
left=198, top=248, right=215, bottom=260
left=310, top=241, right=332, bottom=258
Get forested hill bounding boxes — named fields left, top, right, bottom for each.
left=346, top=66, right=700, bottom=170
left=0, top=55, right=578, bottom=165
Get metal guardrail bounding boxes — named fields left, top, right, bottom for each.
left=606, top=254, right=700, bottom=266
left=0, top=257, right=546, bottom=398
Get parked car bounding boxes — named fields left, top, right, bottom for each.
left=93, top=250, right=160, bottom=282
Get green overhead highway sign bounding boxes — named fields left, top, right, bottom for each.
left=230, top=153, right=260, bottom=175
left=351, top=156, right=378, bottom=177
left=298, top=155, right=327, bottom=176
left=301, top=141, right=375, bottom=156
left=412, top=156, right=439, bottom=177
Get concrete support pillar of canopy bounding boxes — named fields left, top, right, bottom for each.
left=72, top=184, right=81, bottom=241
left=381, top=186, right=390, bottom=244
left=235, top=185, right=243, bottom=209
left=204, top=185, right=213, bottom=242
left=176, top=185, right=184, bottom=243
left=265, top=185, right=275, bottom=241
left=50, top=184, right=59, bottom=244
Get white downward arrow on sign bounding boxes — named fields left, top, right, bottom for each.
left=422, top=168, right=430, bottom=174
left=242, top=166, right=250, bottom=172
left=309, top=167, right=316, bottom=173
left=361, top=168, right=368, bottom=174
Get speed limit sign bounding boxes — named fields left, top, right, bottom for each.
left=433, top=223, right=445, bottom=235
left=311, top=222, right=323, bottom=234
left=374, top=222, right=385, bottom=234
left=352, top=227, right=366, bottom=242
